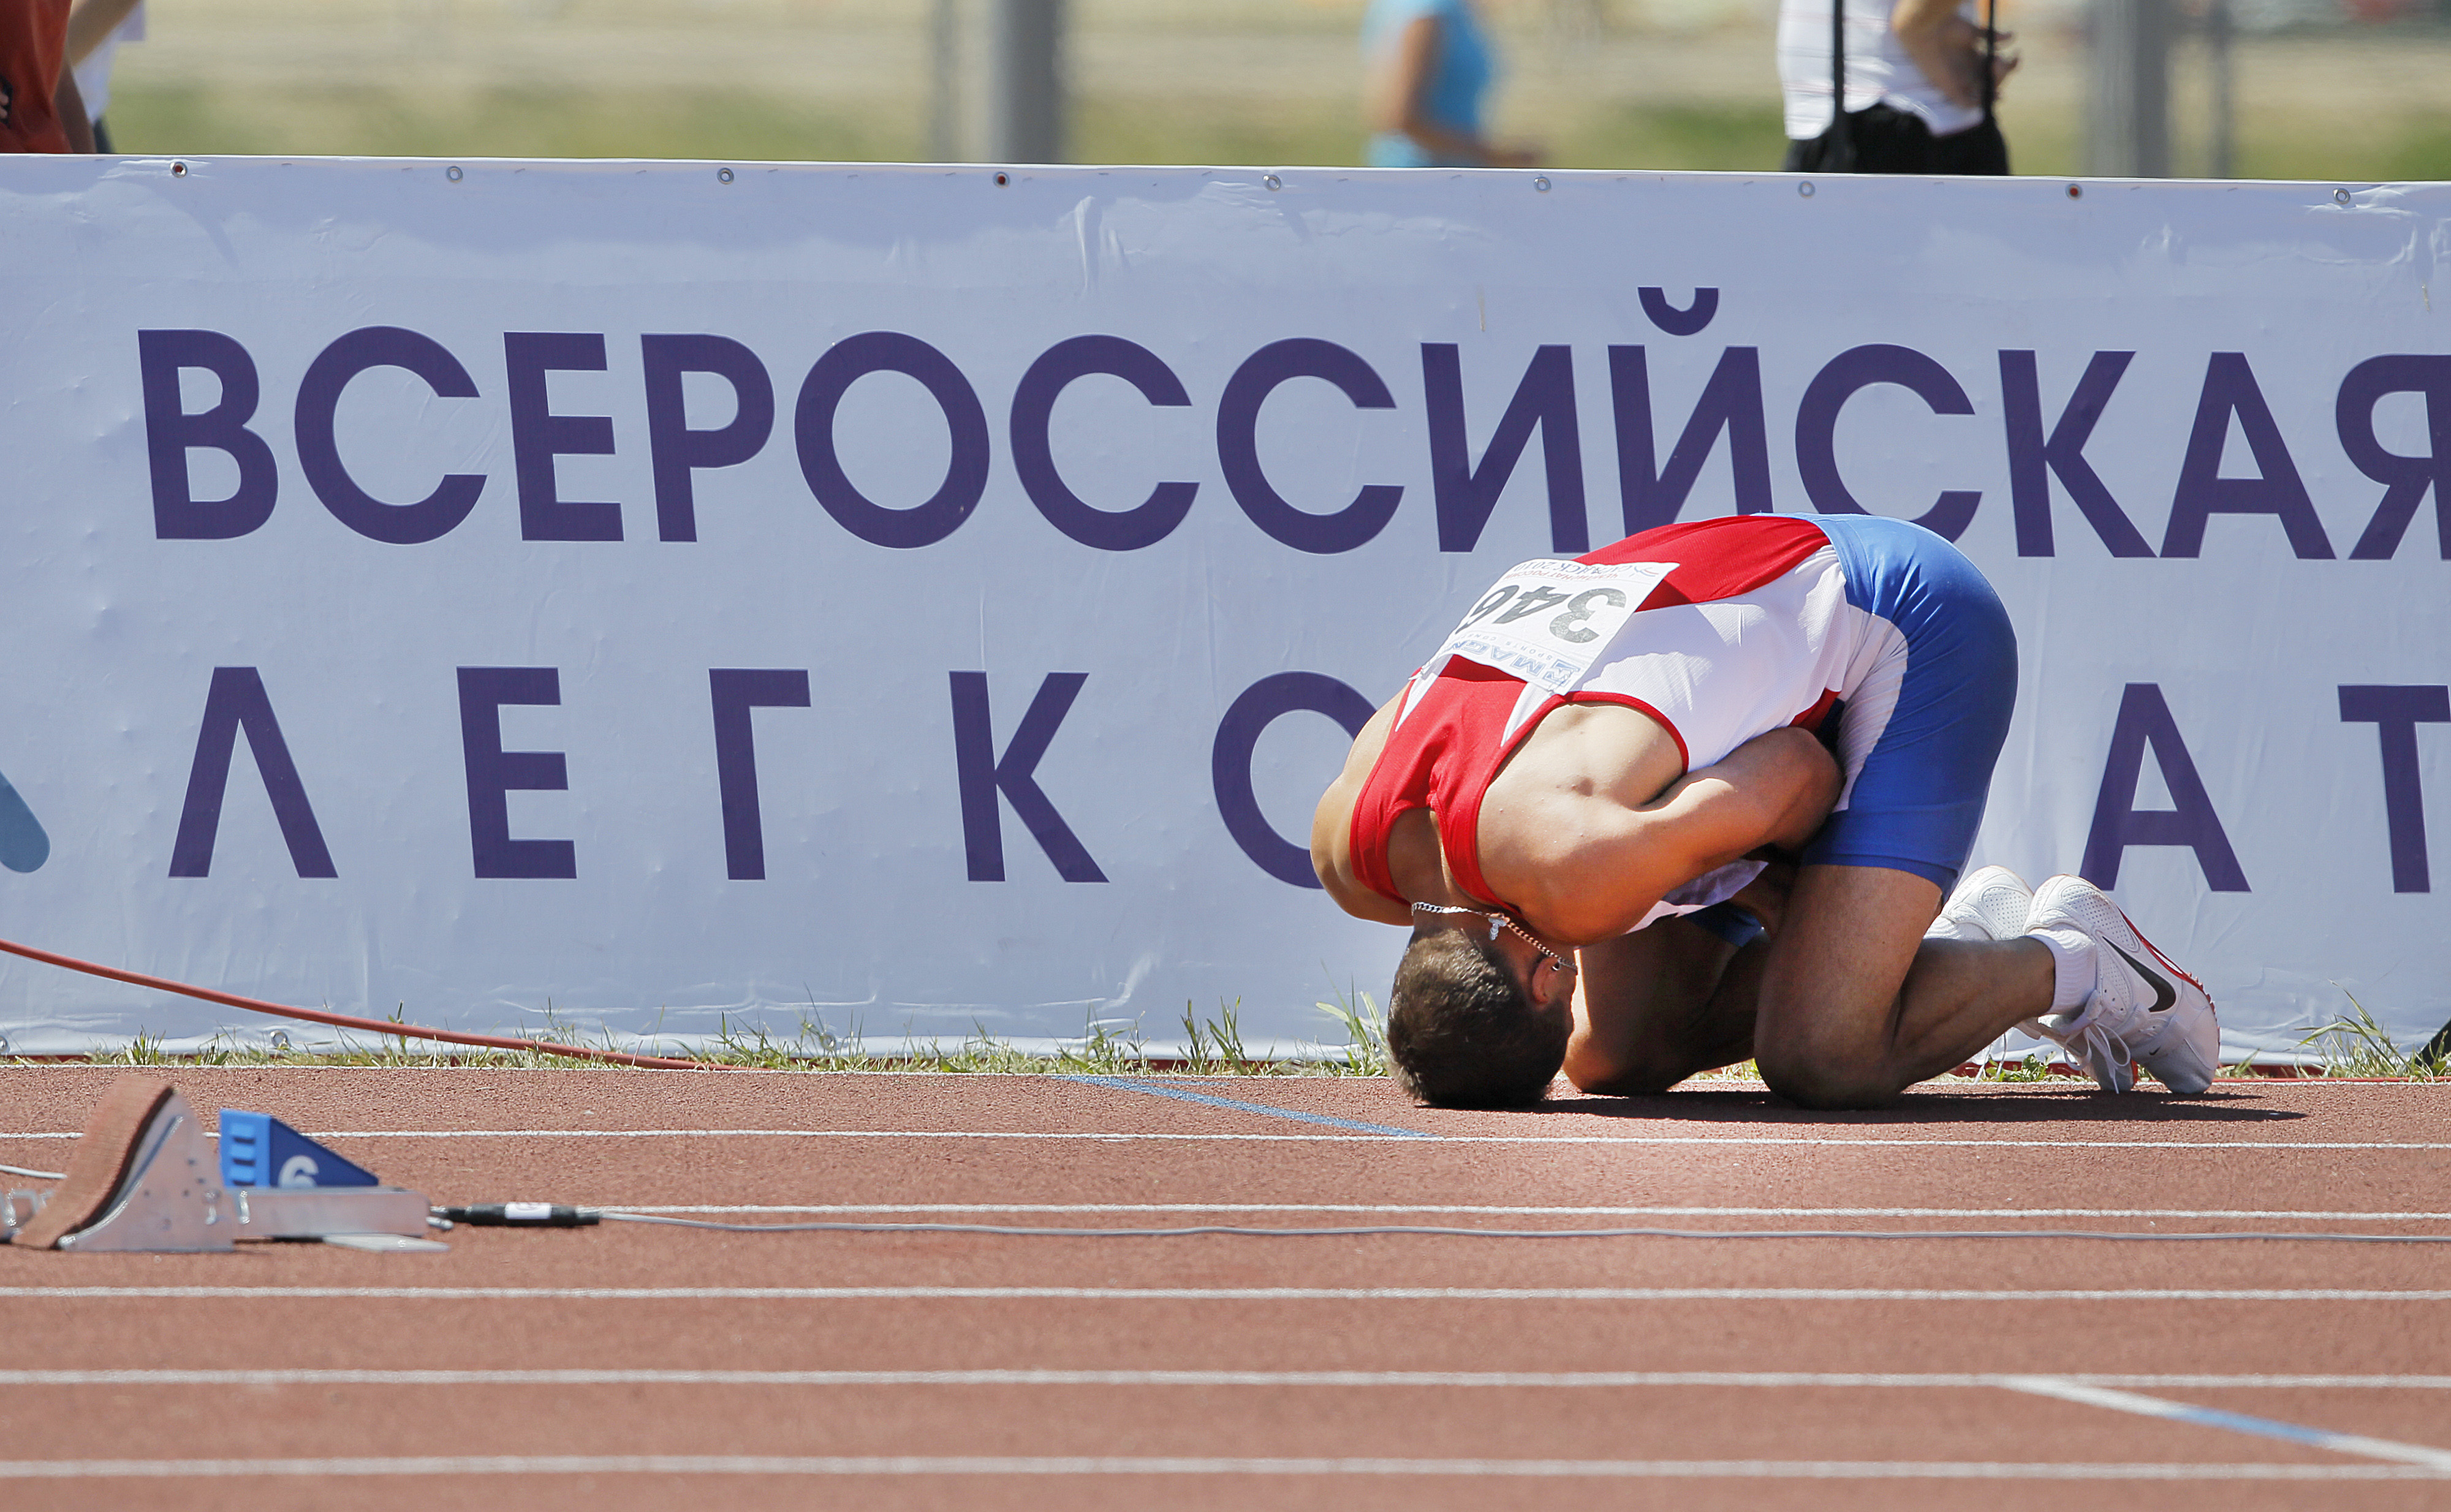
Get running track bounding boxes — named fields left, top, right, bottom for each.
left=2, top=1067, right=2446, bottom=1511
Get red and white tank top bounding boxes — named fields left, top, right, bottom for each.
left=1348, top=513, right=1900, bottom=918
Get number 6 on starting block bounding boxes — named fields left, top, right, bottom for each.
left=217, top=1109, right=381, bottom=1189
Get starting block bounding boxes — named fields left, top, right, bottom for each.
left=218, top=1108, right=380, bottom=1189
left=0, top=1075, right=441, bottom=1253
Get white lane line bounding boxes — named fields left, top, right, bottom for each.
left=2002, top=1377, right=2451, bottom=1472
left=610, top=1203, right=2451, bottom=1222
left=7, top=1130, right=2448, bottom=1149
left=0, top=1454, right=2437, bottom=1481
left=8, top=1285, right=2450, bottom=1302
left=1061, top=1077, right=1434, bottom=1138
left=4, top=1369, right=2450, bottom=1389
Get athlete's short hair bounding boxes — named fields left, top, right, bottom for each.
left=1387, top=928, right=1569, bottom=1108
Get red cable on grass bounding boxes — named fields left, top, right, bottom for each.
left=0, top=932, right=2404, bottom=1083
left=0, top=935, right=707, bottom=1071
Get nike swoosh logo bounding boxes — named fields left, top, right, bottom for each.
left=2110, top=941, right=2176, bottom=1013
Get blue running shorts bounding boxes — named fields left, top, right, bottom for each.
left=1798, top=513, right=2018, bottom=894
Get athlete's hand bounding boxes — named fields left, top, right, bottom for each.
left=1892, top=0, right=1986, bottom=109
left=1738, top=727, right=1841, bottom=852
left=1729, top=856, right=1797, bottom=939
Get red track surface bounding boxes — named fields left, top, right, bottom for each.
left=3, top=1067, right=2448, bottom=1510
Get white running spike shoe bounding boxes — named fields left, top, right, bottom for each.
left=2021, top=874, right=2220, bottom=1095
left=1926, top=865, right=2034, bottom=942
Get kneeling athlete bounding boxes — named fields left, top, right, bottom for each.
left=1309, top=512, right=2218, bottom=1109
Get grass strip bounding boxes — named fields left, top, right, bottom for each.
left=6, top=998, right=2442, bottom=1082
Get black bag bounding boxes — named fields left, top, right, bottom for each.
left=1787, top=0, right=2002, bottom=175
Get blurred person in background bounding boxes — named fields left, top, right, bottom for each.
left=1778, top=0, right=2015, bottom=172
left=67, top=0, right=142, bottom=154
left=1, top=0, right=94, bottom=152
left=1362, top=0, right=1542, bottom=167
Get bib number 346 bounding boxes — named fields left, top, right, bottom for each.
left=1430, top=558, right=1675, bottom=695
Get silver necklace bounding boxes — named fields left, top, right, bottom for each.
left=1409, top=901, right=1571, bottom=973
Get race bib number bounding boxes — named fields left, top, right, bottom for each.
left=1430, top=558, right=1676, bottom=694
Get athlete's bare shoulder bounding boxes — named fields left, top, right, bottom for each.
left=1499, top=701, right=1689, bottom=814
left=1311, top=694, right=1412, bottom=926
left=1471, top=704, right=1681, bottom=920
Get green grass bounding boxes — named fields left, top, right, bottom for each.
left=1072, top=95, right=1368, bottom=169
left=2376, top=117, right=2451, bottom=180
left=30, top=990, right=1394, bottom=1076
left=2294, top=991, right=2449, bottom=1081
left=1082, top=97, right=1796, bottom=175
left=102, top=77, right=2451, bottom=181
left=18, top=977, right=2441, bottom=1083
left=1553, top=100, right=1790, bottom=174
left=20, top=984, right=2444, bottom=1082
left=107, top=83, right=923, bottom=163
left=1316, top=982, right=1392, bottom=1077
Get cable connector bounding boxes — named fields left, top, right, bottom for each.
left=2, top=1189, right=48, bottom=1243
left=430, top=1203, right=599, bottom=1227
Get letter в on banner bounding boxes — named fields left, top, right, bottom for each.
left=138, top=330, right=278, bottom=540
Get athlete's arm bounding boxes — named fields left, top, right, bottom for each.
left=1309, top=694, right=1414, bottom=926
left=1496, top=727, right=1840, bottom=945
left=68, top=0, right=148, bottom=67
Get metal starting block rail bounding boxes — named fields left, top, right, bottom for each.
left=1, top=1076, right=444, bottom=1253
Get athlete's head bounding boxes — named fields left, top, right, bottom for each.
left=1387, top=905, right=1576, bottom=1108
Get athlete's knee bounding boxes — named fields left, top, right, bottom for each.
left=1754, top=1024, right=1910, bottom=1109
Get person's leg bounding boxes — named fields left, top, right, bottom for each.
left=1931, top=118, right=2009, bottom=175
left=1751, top=863, right=2055, bottom=1108
left=1564, top=912, right=1767, bottom=1094
left=1788, top=105, right=1930, bottom=175
left=1847, top=106, right=1936, bottom=173
left=1755, top=518, right=2035, bottom=1106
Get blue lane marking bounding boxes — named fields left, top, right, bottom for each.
left=1061, top=1077, right=1438, bottom=1138
left=2151, top=1401, right=2406, bottom=1455
left=2000, top=1378, right=2451, bottom=1470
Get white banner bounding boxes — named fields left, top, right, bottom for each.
left=0, top=155, right=2443, bottom=1062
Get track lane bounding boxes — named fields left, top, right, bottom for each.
left=8, top=1289, right=2451, bottom=1380
left=15, top=1136, right=2439, bottom=1224
left=4, top=1066, right=2442, bottom=1142
left=17, top=1470, right=2445, bottom=1512
left=0, top=1377, right=2412, bottom=1466
left=2, top=1068, right=2443, bottom=1511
